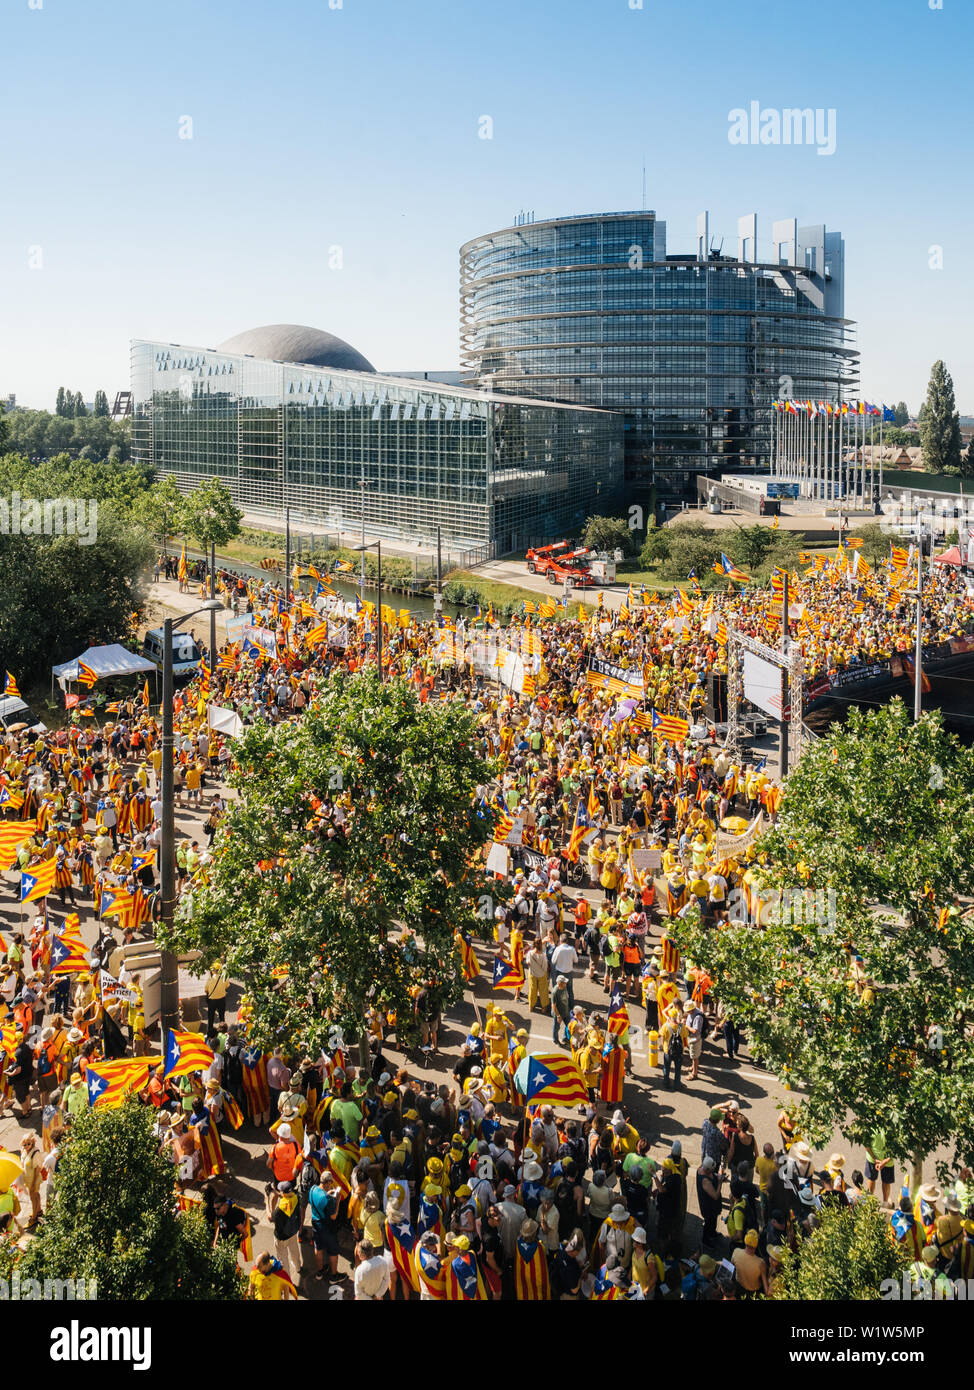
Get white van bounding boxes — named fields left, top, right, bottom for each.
left=0, top=695, right=46, bottom=732
left=142, top=628, right=203, bottom=679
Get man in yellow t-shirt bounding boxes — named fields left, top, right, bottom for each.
left=248, top=1251, right=297, bottom=1300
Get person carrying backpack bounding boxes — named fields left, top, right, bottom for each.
left=684, top=1000, right=707, bottom=1081
left=308, top=1175, right=342, bottom=1284
left=270, top=1180, right=302, bottom=1282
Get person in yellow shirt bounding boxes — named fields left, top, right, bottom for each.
left=248, top=1251, right=297, bottom=1300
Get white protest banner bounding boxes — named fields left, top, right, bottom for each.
left=208, top=705, right=244, bottom=739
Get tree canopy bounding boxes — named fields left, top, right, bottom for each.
left=0, top=453, right=154, bottom=684
left=161, top=669, right=497, bottom=1055
left=919, top=360, right=962, bottom=475
left=0, top=1102, right=243, bottom=1300
left=181, top=477, right=243, bottom=551
left=581, top=514, right=635, bottom=556
left=675, top=700, right=974, bottom=1179
left=772, top=1198, right=908, bottom=1300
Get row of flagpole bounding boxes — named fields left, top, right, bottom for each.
left=770, top=400, right=892, bottom=506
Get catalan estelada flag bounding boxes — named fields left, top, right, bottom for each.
left=565, top=801, right=591, bottom=863
left=76, top=661, right=98, bottom=689
left=492, top=811, right=515, bottom=845
left=444, top=1249, right=487, bottom=1301
left=4, top=672, right=21, bottom=698
left=239, top=1217, right=254, bottom=1263
left=492, top=956, right=523, bottom=992
left=714, top=553, right=751, bottom=584
left=304, top=620, right=329, bottom=648
left=659, top=933, right=681, bottom=974
left=100, top=885, right=135, bottom=922
left=223, top=1094, right=244, bottom=1130
left=414, top=1242, right=447, bottom=1299
left=587, top=779, right=600, bottom=819
left=21, top=857, right=57, bottom=902
left=386, top=1215, right=419, bottom=1292
left=513, top=1052, right=589, bottom=1108
left=651, top=710, right=690, bottom=743
left=514, top=1234, right=550, bottom=1300
left=240, top=1046, right=271, bottom=1120
left=455, top=932, right=480, bottom=984
left=599, top=1034, right=626, bottom=1104
left=86, top=1056, right=160, bottom=1108
left=50, top=937, right=89, bottom=974
left=164, top=1028, right=215, bottom=1080
left=0, top=821, right=35, bottom=871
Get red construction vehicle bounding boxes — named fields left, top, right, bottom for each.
left=541, top=548, right=597, bottom=588
left=525, top=540, right=569, bottom=573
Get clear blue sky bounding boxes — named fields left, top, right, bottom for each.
left=2, top=0, right=971, bottom=412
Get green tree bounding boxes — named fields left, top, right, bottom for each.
left=658, top=518, right=723, bottom=583
left=846, top=524, right=892, bottom=566
left=133, top=476, right=187, bottom=554
left=581, top=514, right=635, bottom=556
left=919, top=361, right=962, bottom=474
left=161, top=669, right=497, bottom=1058
left=894, top=401, right=910, bottom=428
left=727, top=524, right=777, bottom=571
left=639, top=520, right=672, bottom=567
left=772, top=1198, right=908, bottom=1301
left=0, top=1102, right=243, bottom=1300
left=0, top=453, right=154, bottom=683
left=674, top=700, right=974, bottom=1186
left=93, top=389, right=110, bottom=417
left=182, top=477, right=243, bottom=552
left=74, top=391, right=87, bottom=418
left=55, top=386, right=67, bottom=418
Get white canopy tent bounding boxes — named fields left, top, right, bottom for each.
left=51, top=643, right=159, bottom=700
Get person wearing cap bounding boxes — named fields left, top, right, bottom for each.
left=732, top=1228, right=769, bottom=1296
left=444, top=1232, right=487, bottom=1300
left=595, top=1201, right=636, bottom=1274
left=682, top=1252, right=718, bottom=1300
left=204, top=961, right=228, bottom=1035
left=63, top=1069, right=90, bottom=1121
left=908, top=1244, right=954, bottom=1299
left=551, top=975, right=572, bottom=1046
left=630, top=1226, right=664, bottom=1300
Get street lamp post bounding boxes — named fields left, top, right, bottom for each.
left=160, top=600, right=223, bottom=1039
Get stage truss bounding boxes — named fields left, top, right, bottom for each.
left=725, top=627, right=805, bottom=766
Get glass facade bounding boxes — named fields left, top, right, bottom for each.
left=130, top=341, right=623, bottom=556
left=460, top=211, right=859, bottom=506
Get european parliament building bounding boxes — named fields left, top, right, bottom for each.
left=132, top=207, right=858, bottom=552
left=131, top=326, right=623, bottom=557
left=460, top=210, right=859, bottom=507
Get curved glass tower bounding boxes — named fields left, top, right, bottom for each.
left=460, top=210, right=859, bottom=506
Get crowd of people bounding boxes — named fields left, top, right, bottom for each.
left=0, top=537, right=972, bottom=1301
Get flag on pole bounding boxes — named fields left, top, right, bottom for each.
left=651, top=710, right=690, bottom=742
left=21, top=857, right=57, bottom=902
left=565, top=801, right=591, bottom=862
left=713, top=553, right=751, bottom=583
left=178, top=544, right=188, bottom=581
left=49, top=937, right=89, bottom=975
left=86, top=1056, right=160, bottom=1108
left=492, top=956, right=524, bottom=992
left=513, top=1052, right=589, bottom=1108
left=3, top=672, right=21, bottom=698
left=76, top=661, right=98, bottom=689
left=163, top=1028, right=216, bottom=1080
